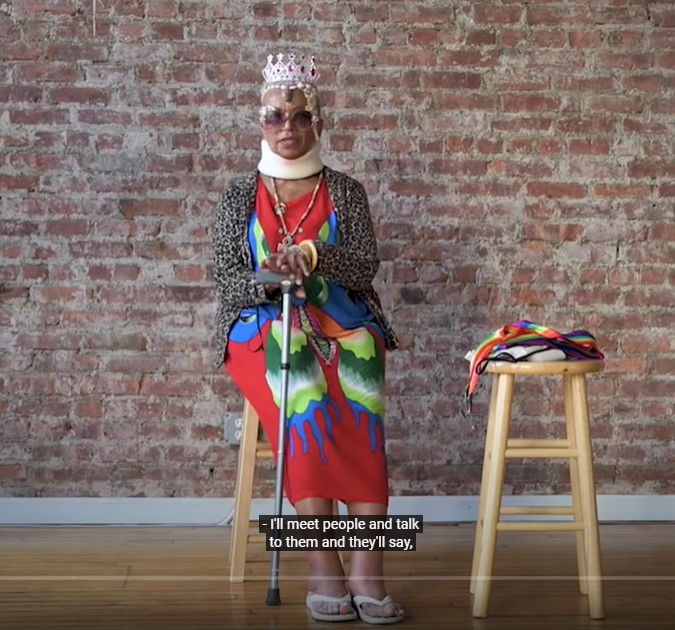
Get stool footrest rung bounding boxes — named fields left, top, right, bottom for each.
left=496, top=521, right=583, bottom=532
left=507, top=439, right=569, bottom=448
left=255, top=445, right=273, bottom=459
left=505, top=447, right=577, bottom=459
left=500, top=506, right=575, bottom=516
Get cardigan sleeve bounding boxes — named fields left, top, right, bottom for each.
left=314, top=177, right=379, bottom=291
left=212, top=182, right=269, bottom=310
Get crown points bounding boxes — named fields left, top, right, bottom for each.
left=262, top=53, right=320, bottom=87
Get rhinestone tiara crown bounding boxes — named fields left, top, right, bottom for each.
left=262, top=53, right=320, bottom=87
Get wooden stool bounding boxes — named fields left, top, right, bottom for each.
left=229, top=401, right=342, bottom=582
left=229, top=400, right=272, bottom=582
left=470, top=360, right=605, bottom=619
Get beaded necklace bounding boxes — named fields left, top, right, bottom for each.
left=270, top=169, right=324, bottom=251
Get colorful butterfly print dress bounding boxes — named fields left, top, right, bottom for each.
left=225, top=176, right=389, bottom=506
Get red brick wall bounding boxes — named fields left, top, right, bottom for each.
left=1, top=1, right=673, bottom=498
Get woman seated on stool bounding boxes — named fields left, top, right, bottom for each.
left=211, top=52, right=403, bottom=625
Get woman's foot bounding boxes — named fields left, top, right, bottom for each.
left=306, top=546, right=351, bottom=618
left=306, top=591, right=356, bottom=621
left=348, top=542, right=404, bottom=623
left=348, top=578, right=404, bottom=623
left=295, top=500, right=353, bottom=619
left=307, top=571, right=353, bottom=617
left=352, top=594, right=404, bottom=625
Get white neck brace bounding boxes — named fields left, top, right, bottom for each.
left=257, top=140, right=324, bottom=180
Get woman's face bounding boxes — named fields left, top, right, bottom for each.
left=260, top=88, right=321, bottom=160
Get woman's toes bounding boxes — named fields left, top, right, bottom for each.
left=306, top=591, right=354, bottom=616
left=361, top=600, right=403, bottom=618
left=315, top=598, right=351, bottom=615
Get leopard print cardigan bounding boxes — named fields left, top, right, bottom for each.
left=211, top=166, right=399, bottom=367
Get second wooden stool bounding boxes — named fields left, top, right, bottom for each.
left=470, top=360, right=605, bottom=619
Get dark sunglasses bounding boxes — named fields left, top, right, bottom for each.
left=261, top=109, right=314, bottom=130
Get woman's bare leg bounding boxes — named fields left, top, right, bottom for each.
left=295, top=497, right=352, bottom=616
left=347, top=501, right=404, bottom=620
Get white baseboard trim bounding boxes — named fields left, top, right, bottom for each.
left=0, top=495, right=674, bottom=526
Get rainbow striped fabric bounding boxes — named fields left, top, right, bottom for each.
left=466, top=320, right=604, bottom=411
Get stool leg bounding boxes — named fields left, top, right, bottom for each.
left=472, top=373, right=514, bottom=618
left=570, top=374, right=605, bottom=619
left=229, top=401, right=259, bottom=583
left=564, top=374, right=588, bottom=595
left=470, top=373, right=499, bottom=594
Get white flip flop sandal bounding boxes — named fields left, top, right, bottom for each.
left=352, top=594, right=404, bottom=625
left=305, top=592, right=357, bottom=622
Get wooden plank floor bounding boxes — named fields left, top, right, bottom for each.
left=1, top=524, right=674, bottom=629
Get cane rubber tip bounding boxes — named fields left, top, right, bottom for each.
left=266, top=588, right=281, bottom=606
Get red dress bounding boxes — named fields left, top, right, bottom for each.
left=225, top=176, right=389, bottom=506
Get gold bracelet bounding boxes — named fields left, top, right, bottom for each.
left=298, top=240, right=318, bottom=272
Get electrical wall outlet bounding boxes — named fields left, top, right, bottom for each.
left=224, top=412, right=243, bottom=446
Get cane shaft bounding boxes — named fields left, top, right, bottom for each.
left=267, top=279, right=293, bottom=605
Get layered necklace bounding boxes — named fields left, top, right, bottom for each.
left=271, top=169, right=324, bottom=251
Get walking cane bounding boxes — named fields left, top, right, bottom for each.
left=254, top=269, right=296, bottom=606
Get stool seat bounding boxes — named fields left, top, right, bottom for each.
left=470, top=359, right=605, bottom=619
left=486, top=360, right=604, bottom=376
